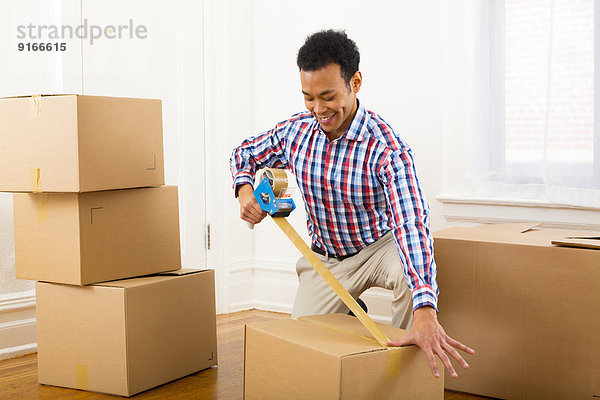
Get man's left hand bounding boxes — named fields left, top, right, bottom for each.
left=387, top=306, right=474, bottom=378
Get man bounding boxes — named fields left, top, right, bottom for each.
left=230, top=30, right=473, bottom=378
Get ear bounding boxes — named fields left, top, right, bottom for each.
left=351, top=71, right=362, bottom=93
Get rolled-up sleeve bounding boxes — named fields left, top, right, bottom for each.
left=230, top=123, right=288, bottom=196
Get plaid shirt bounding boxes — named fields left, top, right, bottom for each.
left=230, top=101, right=438, bottom=311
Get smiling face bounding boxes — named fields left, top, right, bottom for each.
left=300, top=63, right=362, bottom=141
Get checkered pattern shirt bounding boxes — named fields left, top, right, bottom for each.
left=230, top=101, right=438, bottom=311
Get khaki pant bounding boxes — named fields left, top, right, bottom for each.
left=292, top=231, right=414, bottom=329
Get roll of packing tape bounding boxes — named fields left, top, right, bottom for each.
left=257, top=168, right=288, bottom=197
left=247, top=168, right=289, bottom=230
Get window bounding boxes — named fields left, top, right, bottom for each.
left=474, top=0, right=599, bottom=207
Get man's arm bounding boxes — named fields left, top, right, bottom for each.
left=379, top=148, right=474, bottom=377
left=230, top=122, right=289, bottom=224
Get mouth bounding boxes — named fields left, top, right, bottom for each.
left=317, top=113, right=335, bottom=124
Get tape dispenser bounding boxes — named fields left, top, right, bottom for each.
left=248, top=168, right=296, bottom=229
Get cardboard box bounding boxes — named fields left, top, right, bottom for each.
left=434, top=223, right=600, bottom=399
left=244, top=314, right=443, bottom=400
left=14, top=186, right=181, bottom=285
left=36, top=269, right=217, bottom=397
left=0, top=94, right=164, bottom=192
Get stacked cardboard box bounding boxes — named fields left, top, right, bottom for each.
left=1, top=95, right=217, bottom=396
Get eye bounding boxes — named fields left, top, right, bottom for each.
left=324, top=96, right=335, bottom=101
left=305, top=97, right=314, bottom=102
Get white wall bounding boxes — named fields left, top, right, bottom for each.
left=203, top=0, right=257, bottom=314
left=0, top=0, right=81, bottom=360
left=1, top=0, right=76, bottom=295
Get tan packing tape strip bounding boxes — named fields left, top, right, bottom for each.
left=31, top=168, right=42, bottom=193
left=36, top=194, right=48, bottom=224
left=272, top=217, right=390, bottom=347
left=385, top=347, right=404, bottom=379
left=76, top=364, right=88, bottom=390
left=30, top=168, right=47, bottom=223
left=298, top=316, right=380, bottom=346
left=31, top=94, right=41, bottom=117
left=298, top=316, right=404, bottom=379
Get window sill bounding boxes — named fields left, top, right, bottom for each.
left=436, top=194, right=600, bottom=232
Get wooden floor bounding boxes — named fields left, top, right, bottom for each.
left=0, top=310, right=489, bottom=399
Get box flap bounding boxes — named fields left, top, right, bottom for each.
left=0, top=94, right=76, bottom=100
left=247, top=314, right=408, bottom=358
left=475, top=222, right=541, bottom=233
left=157, top=268, right=208, bottom=276
left=434, top=222, right=539, bottom=240
left=94, top=269, right=207, bottom=289
left=96, top=268, right=209, bottom=288
left=551, top=237, right=600, bottom=250
left=435, top=223, right=600, bottom=248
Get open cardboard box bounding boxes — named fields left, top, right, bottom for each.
left=434, top=223, right=600, bottom=399
left=244, top=313, right=443, bottom=400
left=36, top=269, right=217, bottom=397
left=14, top=185, right=181, bottom=285
left=0, top=94, right=164, bottom=192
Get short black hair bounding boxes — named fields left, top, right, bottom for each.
left=297, top=29, right=360, bottom=85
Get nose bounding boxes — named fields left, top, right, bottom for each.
left=313, top=100, right=326, bottom=115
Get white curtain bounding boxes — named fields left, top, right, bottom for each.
left=468, top=0, right=600, bottom=208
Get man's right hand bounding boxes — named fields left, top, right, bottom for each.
left=238, top=184, right=268, bottom=225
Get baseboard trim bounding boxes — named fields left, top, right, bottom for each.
left=230, top=299, right=293, bottom=315
left=0, top=290, right=36, bottom=314
left=0, top=290, right=37, bottom=361
left=0, top=343, right=37, bottom=360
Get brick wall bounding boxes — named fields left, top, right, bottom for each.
left=504, top=0, right=594, bottom=167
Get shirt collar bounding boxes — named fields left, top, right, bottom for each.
left=313, top=99, right=369, bottom=142
left=344, top=99, right=368, bottom=142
